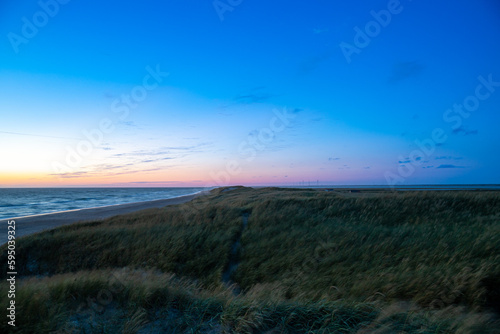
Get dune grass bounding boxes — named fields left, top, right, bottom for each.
left=0, top=186, right=499, bottom=333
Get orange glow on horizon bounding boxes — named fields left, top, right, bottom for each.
left=0, top=164, right=364, bottom=187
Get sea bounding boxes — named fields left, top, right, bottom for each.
left=0, top=187, right=207, bottom=220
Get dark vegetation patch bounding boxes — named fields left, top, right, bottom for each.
left=1, top=187, right=499, bottom=333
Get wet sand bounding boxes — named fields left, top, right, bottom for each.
left=1, top=193, right=200, bottom=244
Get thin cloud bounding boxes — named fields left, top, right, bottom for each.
left=436, top=164, right=465, bottom=169
left=222, top=87, right=275, bottom=108
left=53, top=143, right=209, bottom=179
left=452, top=127, right=478, bottom=135
left=52, top=171, right=91, bottom=179
left=233, top=93, right=274, bottom=104
left=435, top=156, right=463, bottom=160
left=0, top=130, right=80, bottom=141
left=388, top=61, right=424, bottom=83
left=140, top=157, right=172, bottom=164
left=107, top=168, right=164, bottom=177
left=128, top=181, right=183, bottom=184
left=118, top=121, right=139, bottom=128
left=299, top=51, right=332, bottom=73
left=110, top=145, right=205, bottom=159
left=160, top=143, right=209, bottom=151
left=52, top=156, right=176, bottom=179
left=104, top=92, right=115, bottom=99
left=313, top=27, right=329, bottom=34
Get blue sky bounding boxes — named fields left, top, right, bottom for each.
left=0, top=0, right=499, bottom=186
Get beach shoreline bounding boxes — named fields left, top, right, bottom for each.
left=1, top=192, right=203, bottom=244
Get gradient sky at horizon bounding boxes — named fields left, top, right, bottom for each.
left=1, top=0, right=499, bottom=187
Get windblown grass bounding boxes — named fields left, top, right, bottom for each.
left=1, top=186, right=499, bottom=333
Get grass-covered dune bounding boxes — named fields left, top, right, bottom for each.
left=1, top=187, right=499, bottom=333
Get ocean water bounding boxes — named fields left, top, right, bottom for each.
left=0, top=188, right=206, bottom=220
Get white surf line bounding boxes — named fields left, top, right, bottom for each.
left=1, top=190, right=206, bottom=221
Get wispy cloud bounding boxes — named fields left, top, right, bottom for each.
left=233, top=93, right=274, bottom=104
left=0, top=130, right=80, bottom=141
left=118, top=121, right=139, bottom=128
left=452, top=127, right=478, bottom=135
left=388, top=61, right=424, bottom=83
left=128, top=181, right=183, bottom=184
left=436, top=164, right=466, bottom=169
left=398, top=156, right=423, bottom=164
left=299, top=51, right=332, bottom=73
left=312, top=27, right=329, bottom=35
left=222, top=87, right=275, bottom=108
left=104, top=92, right=115, bottom=99
left=53, top=166, right=166, bottom=179
left=140, top=157, right=172, bottom=164
left=110, top=143, right=209, bottom=159
left=160, top=144, right=209, bottom=151
left=51, top=145, right=195, bottom=179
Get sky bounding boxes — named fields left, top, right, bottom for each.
left=0, top=0, right=499, bottom=187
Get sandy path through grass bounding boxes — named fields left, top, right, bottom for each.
left=222, top=212, right=249, bottom=294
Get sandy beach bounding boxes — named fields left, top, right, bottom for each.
left=1, top=193, right=199, bottom=244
